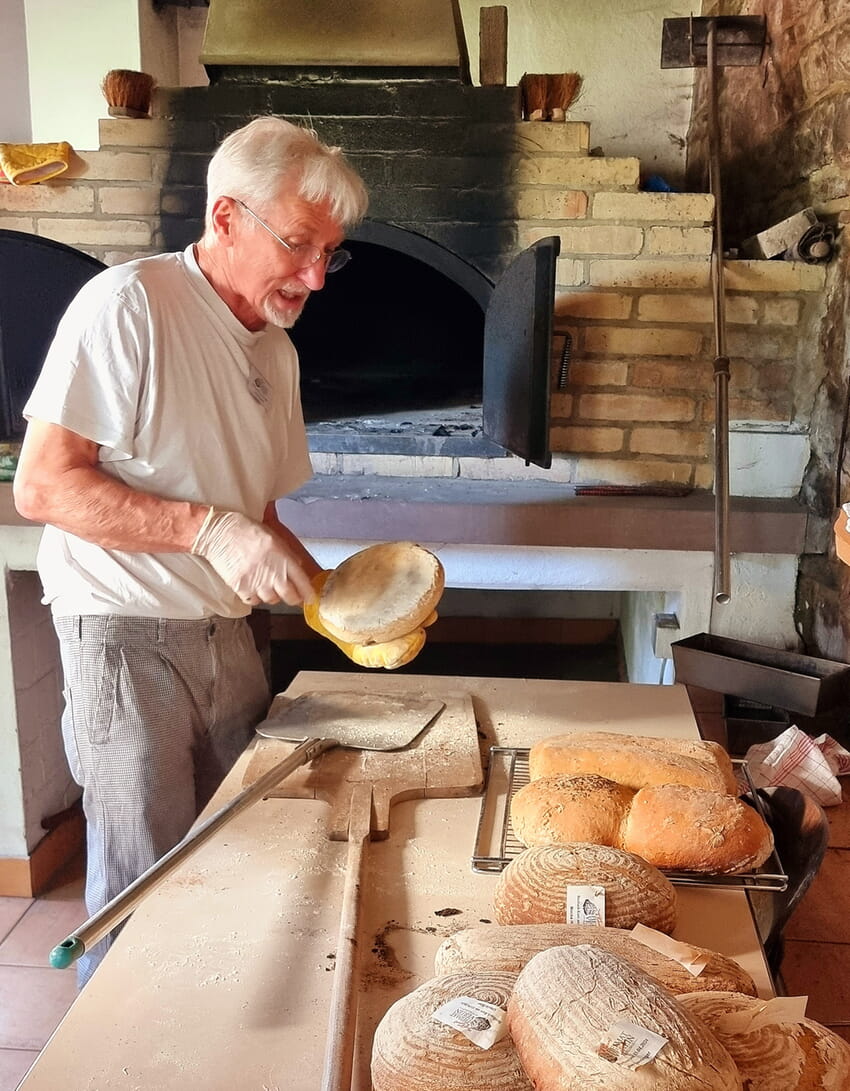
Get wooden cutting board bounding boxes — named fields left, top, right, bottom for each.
left=242, top=674, right=484, bottom=840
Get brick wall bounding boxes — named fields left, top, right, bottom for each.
left=683, top=0, right=850, bottom=660
left=0, top=91, right=826, bottom=491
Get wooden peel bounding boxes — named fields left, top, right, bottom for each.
left=243, top=679, right=484, bottom=1090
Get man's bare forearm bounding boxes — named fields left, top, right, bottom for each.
left=15, top=462, right=209, bottom=552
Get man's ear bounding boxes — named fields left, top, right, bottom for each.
left=209, top=196, right=237, bottom=245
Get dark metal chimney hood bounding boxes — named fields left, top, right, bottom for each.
left=201, top=0, right=469, bottom=76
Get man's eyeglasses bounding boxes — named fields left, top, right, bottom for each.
left=232, top=198, right=352, bottom=273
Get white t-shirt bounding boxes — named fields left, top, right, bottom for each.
left=24, top=245, right=313, bottom=619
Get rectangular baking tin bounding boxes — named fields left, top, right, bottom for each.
left=671, top=633, right=850, bottom=717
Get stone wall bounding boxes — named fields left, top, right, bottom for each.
left=686, top=0, right=850, bottom=660
left=0, top=82, right=826, bottom=494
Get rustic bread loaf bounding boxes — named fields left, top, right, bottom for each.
left=622, top=785, right=774, bottom=873
left=434, top=923, right=758, bottom=997
left=493, top=843, right=677, bottom=934
left=529, top=731, right=738, bottom=795
left=510, top=774, right=634, bottom=849
left=371, top=970, right=533, bottom=1091
left=678, top=991, right=850, bottom=1090
left=508, top=945, right=743, bottom=1089
left=318, top=541, right=444, bottom=644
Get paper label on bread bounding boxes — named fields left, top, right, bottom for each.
left=565, top=884, right=605, bottom=925
left=713, top=995, right=808, bottom=1035
left=630, top=923, right=710, bottom=977
left=432, top=997, right=508, bottom=1048
left=597, top=1018, right=669, bottom=1069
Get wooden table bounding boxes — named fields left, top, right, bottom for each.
left=19, top=673, right=773, bottom=1091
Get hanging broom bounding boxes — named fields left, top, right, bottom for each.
left=547, top=72, right=582, bottom=122
left=101, top=70, right=156, bottom=119
left=519, top=73, right=549, bottom=121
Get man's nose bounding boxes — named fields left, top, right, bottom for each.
left=298, top=260, right=327, bottom=291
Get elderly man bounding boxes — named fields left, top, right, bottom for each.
left=13, top=117, right=368, bottom=984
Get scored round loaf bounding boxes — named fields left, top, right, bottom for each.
left=434, top=923, right=758, bottom=997
left=678, top=991, right=850, bottom=1090
left=510, top=774, right=635, bottom=849
left=493, top=843, right=677, bottom=934
left=508, top=945, right=743, bottom=1090
left=318, top=541, right=444, bottom=644
left=622, top=785, right=774, bottom=874
left=370, top=970, right=533, bottom=1091
left=529, top=731, right=739, bottom=795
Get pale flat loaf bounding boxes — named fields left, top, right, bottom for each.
left=678, top=991, right=850, bottom=1090
left=434, top=923, right=758, bottom=997
left=622, top=785, right=774, bottom=874
left=510, top=774, right=634, bottom=849
left=318, top=541, right=444, bottom=644
left=529, top=731, right=738, bottom=795
left=370, top=970, right=533, bottom=1091
left=508, top=945, right=743, bottom=1089
left=493, top=843, right=677, bottom=934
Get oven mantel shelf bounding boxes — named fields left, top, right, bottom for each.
left=277, top=475, right=808, bottom=554
left=0, top=482, right=808, bottom=555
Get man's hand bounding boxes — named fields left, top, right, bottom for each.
left=192, top=508, right=315, bottom=605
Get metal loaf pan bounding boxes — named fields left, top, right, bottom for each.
left=671, top=633, right=850, bottom=717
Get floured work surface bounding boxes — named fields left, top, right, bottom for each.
left=17, top=675, right=773, bottom=1091
left=243, top=677, right=483, bottom=839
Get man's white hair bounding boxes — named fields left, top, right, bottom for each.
left=204, top=115, right=368, bottom=233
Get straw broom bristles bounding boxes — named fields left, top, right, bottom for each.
left=520, top=72, right=582, bottom=122
left=101, top=69, right=155, bottom=119
left=548, top=72, right=582, bottom=122
left=520, top=73, right=549, bottom=121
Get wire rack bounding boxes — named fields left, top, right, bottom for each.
left=471, top=747, right=788, bottom=891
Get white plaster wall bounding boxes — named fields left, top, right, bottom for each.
left=458, top=0, right=697, bottom=184
left=24, top=0, right=141, bottom=151
left=729, top=427, right=810, bottom=499
left=0, top=526, right=44, bottom=858
left=0, top=0, right=32, bottom=143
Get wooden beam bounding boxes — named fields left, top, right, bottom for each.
left=479, top=6, right=508, bottom=86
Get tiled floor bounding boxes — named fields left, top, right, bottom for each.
left=1, top=696, right=849, bottom=1089
left=0, top=855, right=84, bottom=1090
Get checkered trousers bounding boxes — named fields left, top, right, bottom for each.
left=54, top=615, right=270, bottom=987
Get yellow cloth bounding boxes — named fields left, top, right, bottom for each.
left=303, top=570, right=435, bottom=670
left=0, top=141, right=72, bottom=185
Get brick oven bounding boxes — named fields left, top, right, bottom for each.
left=0, top=0, right=828, bottom=887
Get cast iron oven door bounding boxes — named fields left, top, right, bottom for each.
left=0, top=229, right=106, bottom=442
left=483, top=234, right=560, bottom=469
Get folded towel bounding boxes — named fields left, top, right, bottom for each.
left=0, top=141, right=72, bottom=185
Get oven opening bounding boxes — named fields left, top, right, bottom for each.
left=289, top=238, right=493, bottom=453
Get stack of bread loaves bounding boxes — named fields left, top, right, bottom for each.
left=510, top=731, right=773, bottom=873
left=372, top=943, right=850, bottom=1089
left=434, top=923, right=759, bottom=996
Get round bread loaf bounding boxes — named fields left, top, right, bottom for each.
left=510, top=774, right=634, bottom=849
left=493, top=843, right=677, bottom=934
left=371, top=970, right=532, bottom=1091
left=318, top=541, right=444, bottom=644
left=508, top=946, right=743, bottom=1089
left=434, top=923, right=758, bottom=997
left=622, top=785, right=774, bottom=873
left=678, top=991, right=850, bottom=1090
left=529, top=731, right=739, bottom=795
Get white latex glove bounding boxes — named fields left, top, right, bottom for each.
left=191, top=507, right=314, bottom=606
